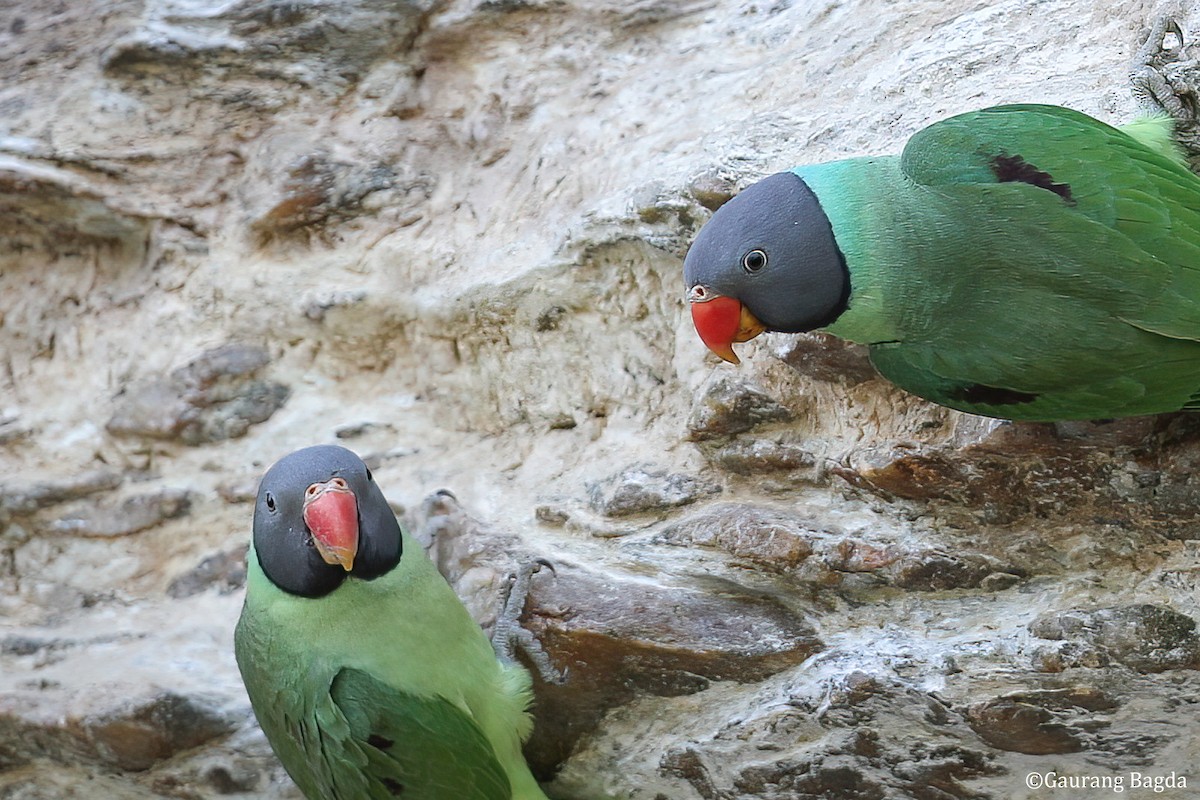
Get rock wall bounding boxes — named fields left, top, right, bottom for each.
left=3, top=1, right=1200, bottom=798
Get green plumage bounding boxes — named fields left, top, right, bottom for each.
left=797, top=105, right=1200, bottom=419
left=236, top=519, right=547, bottom=800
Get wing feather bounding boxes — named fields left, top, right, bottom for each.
left=329, top=667, right=513, bottom=800
left=862, top=104, right=1200, bottom=417
left=900, top=104, right=1200, bottom=341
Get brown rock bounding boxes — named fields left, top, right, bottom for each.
left=854, top=450, right=968, bottom=502
left=772, top=331, right=879, bottom=385
left=250, top=152, right=399, bottom=236
left=0, top=710, right=92, bottom=774
left=846, top=416, right=1200, bottom=537
left=708, top=437, right=816, bottom=476
left=659, top=746, right=723, bottom=800
left=77, top=692, right=237, bottom=771
left=687, top=170, right=738, bottom=211
left=734, top=757, right=887, bottom=799
left=655, top=503, right=817, bottom=572
left=967, top=701, right=1082, bottom=755
left=1030, top=642, right=1114, bottom=673
left=686, top=376, right=792, bottom=442
left=521, top=564, right=822, bottom=775
left=887, top=743, right=999, bottom=797
left=966, top=688, right=1115, bottom=755
left=890, top=551, right=998, bottom=592
left=216, top=474, right=260, bottom=504
left=826, top=539, right=901, bottom=573
left=979, top=572, right=1023, bottom=592
left=822, top=540, right=1016, bottom=591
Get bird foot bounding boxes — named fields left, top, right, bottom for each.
left=492, top=558, right=564, bottom=685
left=1130, top=15, right=1200, bottom=163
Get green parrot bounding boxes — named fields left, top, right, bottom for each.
left=234, top=445, right=549, bottom=800
left=683, top=104, right=1200, bottom=421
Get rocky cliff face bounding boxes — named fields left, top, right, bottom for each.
left=4, top=1, right=1200, bottom=798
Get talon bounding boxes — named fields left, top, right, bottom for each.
left=1130, top=15, right=1200, bottom=168
left=492, top=558, right=564, bottom=685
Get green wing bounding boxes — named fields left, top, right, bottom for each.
left=900, top=104, right=1200, bottom=340
left=236, top=614, right=512, bottom=800
left=327, top=667, right=513, bottom=800
left=867, top=104, right=1200, bottom=419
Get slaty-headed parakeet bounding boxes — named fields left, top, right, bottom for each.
left=234, top=445, right=549, bottom=799
left=684, top=104, right=1200, bottom=421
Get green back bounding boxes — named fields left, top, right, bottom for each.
left=807, top=105, right=1200, bottom=420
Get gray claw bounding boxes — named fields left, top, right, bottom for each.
left=1130, top=15, right=1200, bottom=166
left=492, top=559, right=564, bottom=685
left=1131, top=17, right=1194, bottom=118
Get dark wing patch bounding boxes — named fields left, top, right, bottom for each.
left=988, top=154, right=1074, bottom=204
left=949, top=383, right=1040, bottom=406
left=368, top=733, right=395, bottom=750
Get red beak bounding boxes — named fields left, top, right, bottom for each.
left=690, top=294, right=745, bottom=364
left=302, top=477, right=359, bottom=571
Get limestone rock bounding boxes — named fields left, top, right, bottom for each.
left=521, top=564, right=823, bottom=775
left=0, top=415, right=31, bottom=446
left=248, top=152, right=399, bottom=236
left=166, top=547, right=249, bottom=599
left=655, top=502, right=817, bottom=572
left=417, top=489, right=527, bottom=632
left=587, top=465, right=721, bottom=517
left=771, top=332, right=879, bottom=386
left=1029, top=604, right=1200, bottom=672
left=686, top=376, right=793, bottom=442
left=0, top=470, right=122, bottom=518
left=0, top=156, right=154, bottom=246
left=966, top=688, right=1117, bottom=755
left=216, top=474, right=260, bottom=505
left=813, top=538, right=1021, bottom=592
left=849, top=415, right=1200, bottom=536
left=686, top=169, right=738, bottom=211
left=612, top=675, right=1003, bottom=800
left=107, top=344, right=289, bottom=445
left=45, top=488, right=193, bottom=538
left=5, top=0, right=1200, bottom=796
left=77, top=692, right=238, bottom=772
left=101, top=0, right=436, bottom=89
left=706, top=436, right=818, bottom=476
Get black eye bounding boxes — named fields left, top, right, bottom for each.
left=365, top=467, right=373, bottom=482
left=742, top=249, right=768, bottom=274
left=265, top=492, right=276, bottom=512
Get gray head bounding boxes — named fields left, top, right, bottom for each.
left=253, top=444, right=402, bottom=598
left=683, top=171, right=849, bottom=362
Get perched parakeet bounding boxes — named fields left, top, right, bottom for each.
left=683, top=104, right=1200, bottom=421
left=234, top=445, right=548, bottom=800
